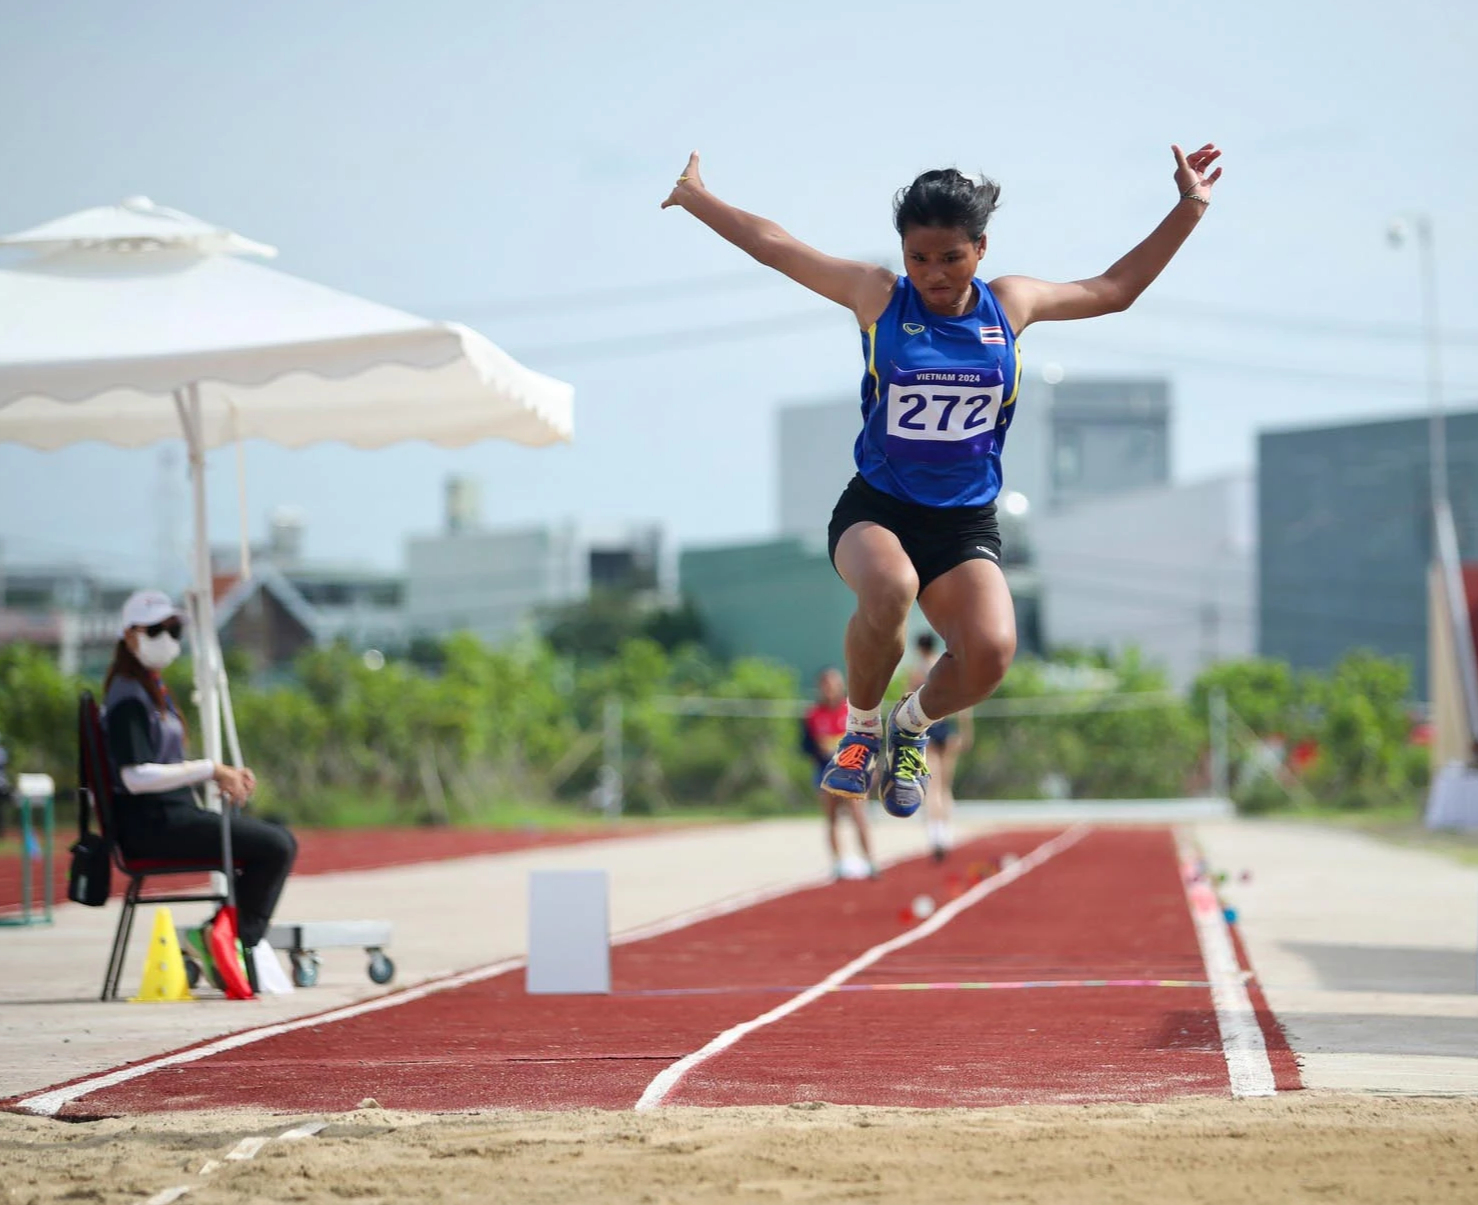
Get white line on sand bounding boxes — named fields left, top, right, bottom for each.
left=224, top=1135, right=270, bottom=1161
left=16, top=851, right=915, bottom=1117
left=1176, top=831, right=1276, bottom=1098
left=634, top=824, right=1092, bottom=1110
left=142, top=1117, right=329, bottom=1204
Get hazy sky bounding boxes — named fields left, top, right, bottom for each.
left=2, top=0, right=1476, bottom=582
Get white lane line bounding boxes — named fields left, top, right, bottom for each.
left=1176, top=830, right=1276, bottom=1098
left=153, top=1119, right=326, bottom=1205
left=14, top=847, right=924, bottom=1118
left=634, top=824, right=1092, bottom=1111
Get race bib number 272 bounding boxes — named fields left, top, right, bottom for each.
left=885, top=368, right=1004, bottom=444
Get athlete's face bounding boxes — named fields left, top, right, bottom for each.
left=901, top=225, right=985, bottom=315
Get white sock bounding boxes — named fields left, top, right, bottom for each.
left=894, top=691, right=937, bottom=735
left=846, top=702, right=882, bottom=735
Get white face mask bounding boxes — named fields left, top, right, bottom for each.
left=135, top=631, right=181, bottom=671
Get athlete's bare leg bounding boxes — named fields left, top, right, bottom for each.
left=926, top=739, right=958, bottom=825
left=833, top=522, right=919, bottom=710
left=915, top=559, right=1017, bottom=718
left=821, top=791, right=842, bottom=863
left=847, top=797, right=877, bottom=867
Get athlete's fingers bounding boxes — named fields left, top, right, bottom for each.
left=1206, top=165, right=1223, bottom=186
left=686, top=150, right=700, bottom=175
left=1171, top=143, right=1189, bottom=171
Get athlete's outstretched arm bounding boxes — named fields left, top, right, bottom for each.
left=662, top=152, right=896, bottom=328
left=991, top=143, right=1222, bottom=334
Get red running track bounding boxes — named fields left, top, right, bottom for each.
left=17, top=826, right=1299, bottom=1118
left=0, top=823, right=678, bottom=913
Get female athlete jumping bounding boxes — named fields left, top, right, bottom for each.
left=663, top=143, right=1221, bottom=816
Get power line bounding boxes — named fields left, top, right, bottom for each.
left=430, top=261, right=1478, bottom=345
left=511, top=309, right=1478, bottom=394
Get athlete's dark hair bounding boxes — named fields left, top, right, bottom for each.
left=893, top=169, right=1001, bottom=241
left=915, top=632, right=938, bottom=654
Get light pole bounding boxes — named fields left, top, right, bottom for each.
left=1387, top=214, right=1445, bottom=515
left=1391, top=215, right=1478, bottom=773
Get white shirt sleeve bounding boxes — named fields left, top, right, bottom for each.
left=120, top=760, right=216, bottom=794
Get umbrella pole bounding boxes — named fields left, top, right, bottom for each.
left=175, top=384, right=234, bottom=905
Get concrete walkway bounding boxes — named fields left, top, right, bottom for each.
left=2, top=813, right=1475, bottom=1105
left=1196, top=819, right=1478, bottom=1095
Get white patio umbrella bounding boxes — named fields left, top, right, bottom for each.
left=0, top=196, right=573, bottom=776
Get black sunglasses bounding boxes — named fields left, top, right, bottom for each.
left=142, top=619, right=183, bottom=639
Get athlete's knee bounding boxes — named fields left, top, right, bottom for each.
left=855, top=571, right=917, bottom=628
left=954, top=627, right=1016, bottom=698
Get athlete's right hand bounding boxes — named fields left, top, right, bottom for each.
left=661, top=152, right=705, bottom=209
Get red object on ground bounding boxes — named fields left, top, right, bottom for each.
left=35, top=827, right=1301, bottom=1118
left=205, top=905, right=253, bottom=1001
left=0, top=823, right=674, bottom=915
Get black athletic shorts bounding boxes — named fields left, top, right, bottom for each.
left=827, top=474, right=1002, bottom=594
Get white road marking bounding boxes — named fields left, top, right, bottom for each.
left=1176, top=831, right=1277, bottom=1098
left=15, top=851, right=916, bottom=1118
left=141, top=1188, right=190, bottom=1205
left=634, top=825, right=1092, bottom=1110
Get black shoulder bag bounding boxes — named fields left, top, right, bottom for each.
left=68, top=697, right=113, bottom=906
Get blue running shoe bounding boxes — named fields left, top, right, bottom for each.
left=881, top=699, right=931, bottom=818
left=819, top=731, right=880, bottom=799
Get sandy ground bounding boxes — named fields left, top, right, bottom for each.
left=3, top=1095, right=1477, bottom=1204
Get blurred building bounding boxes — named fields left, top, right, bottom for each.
left=1034, top=474, right=1255, bottom=688
left=404, top=478, right=669, bottom=645
left=0, top=562, right=134, bottom=675
left=211, top=507, right=408, bottom=667
left=680, top=537, right=855, bottom=682
left=1259, top=408, right=1478, bottom=697
left=1045, top=378, right=1170, bottom=511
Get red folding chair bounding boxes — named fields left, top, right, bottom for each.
left=78, top=692, right=232, bottom=1001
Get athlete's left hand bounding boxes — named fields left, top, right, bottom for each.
left=1173, top=143, right=1222, bottom=203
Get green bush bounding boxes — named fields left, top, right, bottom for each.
left=0, top=631, right=1429, bottom=826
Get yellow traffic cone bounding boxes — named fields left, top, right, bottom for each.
left=130, top=907, right=194, bottom=1002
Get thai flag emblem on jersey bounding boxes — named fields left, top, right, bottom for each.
left=979, top=326, right=1006, bottom=345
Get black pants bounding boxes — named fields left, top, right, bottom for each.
left=117, top=800, right=297, bottom=948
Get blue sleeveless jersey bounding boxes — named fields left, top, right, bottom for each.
left=854, top=276, right=1021, bottom=508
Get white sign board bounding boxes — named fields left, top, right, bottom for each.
left=526, top=869, right=611, bottom=995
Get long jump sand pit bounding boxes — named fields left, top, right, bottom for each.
left=4, top=1095, right=1476, bottom=1204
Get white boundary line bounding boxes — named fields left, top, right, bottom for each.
left=634, top=824, right=1091, bottom=1110
left=12, top=850, right=918, bottom=1117
left=138, top=1117, right=328, bottom=1204
left=1175, top=830, right=1276, bottom=1098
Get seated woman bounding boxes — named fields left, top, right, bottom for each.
left=103, top=589, right=296, bottom=962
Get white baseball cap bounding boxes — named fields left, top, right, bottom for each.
left=119, top=590, right=186, bottom=637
